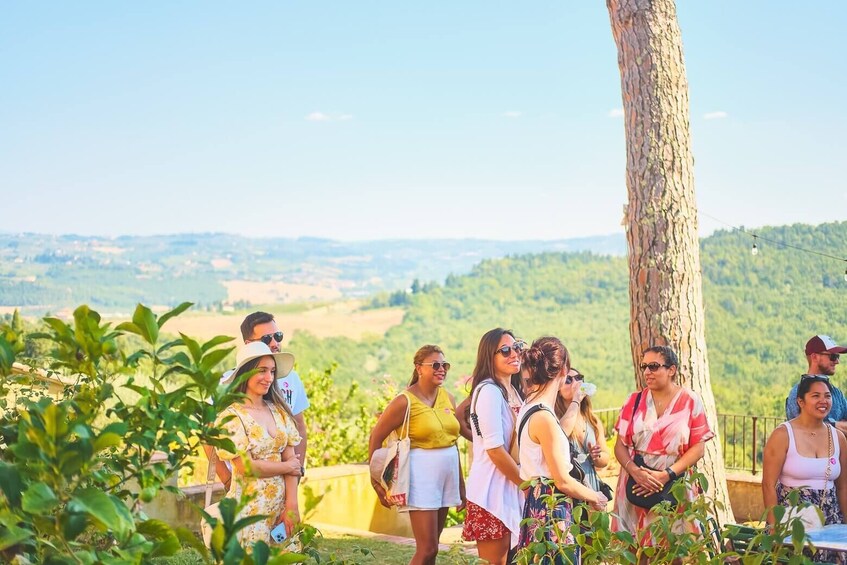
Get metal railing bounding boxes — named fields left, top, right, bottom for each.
left=594, top=408, right=783, bottom=475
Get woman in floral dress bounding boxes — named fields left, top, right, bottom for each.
left=612, top=345, right=714, bottom=547
left=216, top=341, right=303, bottom=545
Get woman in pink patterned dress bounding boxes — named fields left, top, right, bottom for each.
left=611, top=345, right=714, bottom=545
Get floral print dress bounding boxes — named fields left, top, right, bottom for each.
left=612, top=387, right=714, bottom=545
left=215, top=402, right=301, bottom=545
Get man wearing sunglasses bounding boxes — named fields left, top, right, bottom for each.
left=240, top=312, right=310, bottom=474
left=785, top=335, right=847, bottom=433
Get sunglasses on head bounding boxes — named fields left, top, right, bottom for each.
left=495, top=341, right=526, bottom=358
left=251, top=331, right=284, bottom=346
left=802, top=373, right=830, bottom=381
left=418, top=362, right=451, bottom=371
left=640, top=362, right=670, bottom=373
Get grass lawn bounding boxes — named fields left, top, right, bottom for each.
left=315, top=533, right=479, bottom=564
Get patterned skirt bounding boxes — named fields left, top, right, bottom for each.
left=518, top=480, right=580, bottom=565
left=777, top=482, right=846, bottom=564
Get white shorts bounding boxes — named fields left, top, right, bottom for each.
left=402, top=446, right=462, bottom=512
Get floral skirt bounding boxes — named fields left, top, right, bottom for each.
left=462, top=501, right=509, bottom=542
left=777, top=483, right=846, bottom=564
left=518, top=480, right=580, bottom=565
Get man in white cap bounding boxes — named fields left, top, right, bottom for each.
left=785, top=335, right=847, bottom=432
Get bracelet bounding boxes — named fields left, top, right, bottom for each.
left=571, top=400, right=580, bottom=406
left=624, top=459, right=634, bottom=471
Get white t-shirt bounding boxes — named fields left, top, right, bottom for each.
left=465, top=379, right=524, bottom=547
left=276, top=369, right=309, bottom=416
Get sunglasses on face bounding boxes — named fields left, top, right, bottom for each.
left=250, top=331, right=284, bottom=346
left=495, top=342, right=526, bottom=358
left=640, top=362, right=670, bottom=373
left=419, top=362, right=451, bottom=371
left=818, top=353, right=841, bottom=362
left=565, top=373, right=585, bottom=385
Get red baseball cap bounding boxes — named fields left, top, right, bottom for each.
left=805, top=335, right=847, bottom=356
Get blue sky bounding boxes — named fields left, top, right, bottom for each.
left=1, top=1, right=844, bottom=240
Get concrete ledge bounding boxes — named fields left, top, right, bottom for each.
left=154, top=465, right=767, bottom=534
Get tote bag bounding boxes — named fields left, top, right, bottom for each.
left=371, top=392, right=412, bottom=507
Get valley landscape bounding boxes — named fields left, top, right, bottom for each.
left=3, top=221, right=846, bottom=418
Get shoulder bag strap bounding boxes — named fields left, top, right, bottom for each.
left=470, top=382, right=493, bottom=437
left=517, top=404, right=548, bottom=447
left=204, top=447, right=218, bottom=507
left=626, top=390, right=644, bottom=456
left=399, top=392, right=412, bottom=439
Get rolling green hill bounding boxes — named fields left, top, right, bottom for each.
left=289, top=221, right=847, bottom=417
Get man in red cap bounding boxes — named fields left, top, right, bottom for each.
left=785, top=335, right=847, bottom=432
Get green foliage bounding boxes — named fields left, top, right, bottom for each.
left=0, top=303, right=322, bottom=564
left=303, top=366, right=396, bottom=467
left=514, top=473, right=825, bottom=564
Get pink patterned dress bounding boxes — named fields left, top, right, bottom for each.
left=611, top=387, right=714, bottom=544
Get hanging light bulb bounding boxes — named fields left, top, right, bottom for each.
left=751, top=239, right=758, bottom=256
left=844, top=268, right=847, bottom=282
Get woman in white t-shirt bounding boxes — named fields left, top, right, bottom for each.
left=517, top=337, right=607, bottom=564
left=461, top=328, right=526, bottom=565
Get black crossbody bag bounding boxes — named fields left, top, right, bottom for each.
left=624, top=391, right=683, bottom=509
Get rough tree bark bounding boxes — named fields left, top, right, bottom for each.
left=607, top=0, right=734, bottom=524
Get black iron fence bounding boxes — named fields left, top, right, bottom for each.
left=594, top=408, right=783, bottom=475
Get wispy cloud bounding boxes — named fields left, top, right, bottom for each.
left=608, top=108, right=624, bottom=118
left=502, top=111, right=523, bottom=118
left=305, top=111, right=353, bottom=122
left=306, top=112, right=331, bottom=122
left=704, top=111, right=728, bottom=120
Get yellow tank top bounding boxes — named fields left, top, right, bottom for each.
left=398, top=388, right=460, bottom=449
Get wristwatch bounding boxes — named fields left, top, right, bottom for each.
left=665, top=467, right=678, bottom=481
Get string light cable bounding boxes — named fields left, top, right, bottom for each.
left=699, top=211, right=847, bottom=282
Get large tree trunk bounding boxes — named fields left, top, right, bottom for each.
left=607, top=0, right=733, bottom=524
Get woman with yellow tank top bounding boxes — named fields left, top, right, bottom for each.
left=368, top=345, right=465, bottom=565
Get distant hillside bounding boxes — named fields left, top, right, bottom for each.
left=0, top=232, right=625, bottom=315
left=288, top=221, right=847, bottom=417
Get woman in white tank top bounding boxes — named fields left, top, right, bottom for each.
left=763, top=375, right=847, bottom=564
left=515, top=337, right=608, bottom=565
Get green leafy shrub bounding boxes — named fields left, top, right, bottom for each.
left=0, top=303, right=314, bottom=564
left=514, top=473, right=820, bottom=565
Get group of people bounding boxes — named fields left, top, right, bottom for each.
left=207, top=311, right=311, bottom=544
left=762, top=334, right=847, bottom=564
left=207, top=313, right=847, bottom=565
left=368, top=328, right=715, bottom=565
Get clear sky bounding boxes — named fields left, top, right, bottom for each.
left=1, top=1, right=844, bottom=240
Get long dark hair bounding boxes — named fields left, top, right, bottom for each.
left=468, top=328, right=525, bottom=402
left=235, top=356, right=295, bottom=420
left=409, top=344, right=444, bottom=386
